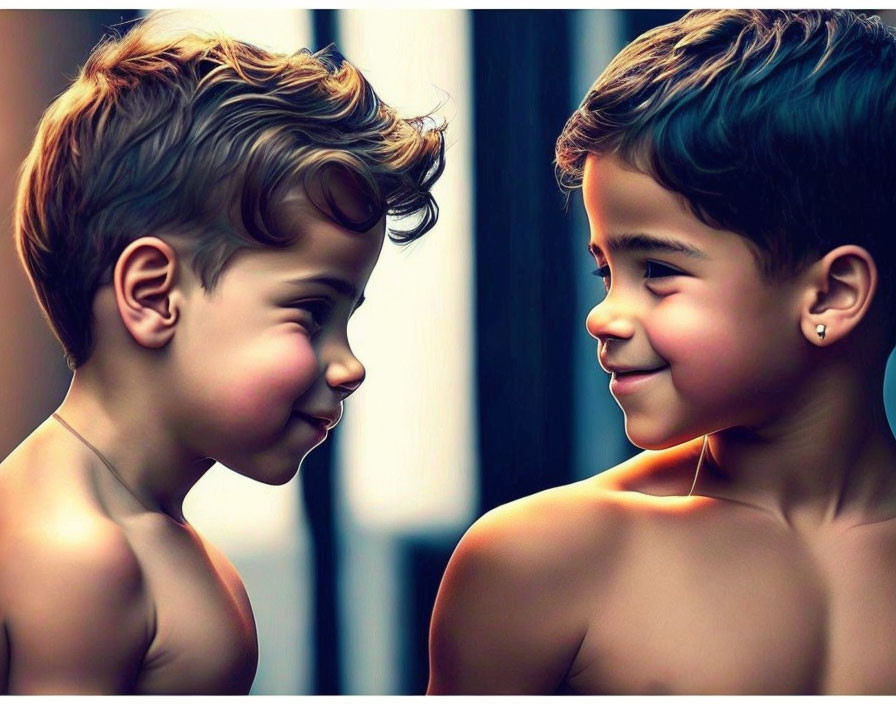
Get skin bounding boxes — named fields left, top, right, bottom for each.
left=427, top=152, right=896, bottom=694
left=0, top=183, right=384, bottom=694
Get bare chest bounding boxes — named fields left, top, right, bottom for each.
left=566, top=520, right=896, bottom=694
left=126, top=522, right=258, bottom=694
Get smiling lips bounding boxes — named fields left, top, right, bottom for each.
left=292, top=410, right=340, bottom=433
left=608, top=365, right=669, bottom=395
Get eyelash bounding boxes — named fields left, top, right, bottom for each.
left=294, top=300, right=332, bottom=334
left=591, top=260, right=683, bottom=290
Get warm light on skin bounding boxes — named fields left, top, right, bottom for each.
left=166, top=187, right=384, bottom=487
left=582, top=153, right=811, bottom=450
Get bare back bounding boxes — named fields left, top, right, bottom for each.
left=0, top=420, right=258, bottom=694
left=428, top=442, right=896, bottom=694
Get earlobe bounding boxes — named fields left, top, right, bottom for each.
left=113, top=237, right=181, bottom=349
left=801, top=245, right=878, bottom=346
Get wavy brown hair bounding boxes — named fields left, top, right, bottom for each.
left=15, top=13, right=446, bottom=369
left=556, top=10, right=896, bottom=304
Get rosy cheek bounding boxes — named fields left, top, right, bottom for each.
left=650, top=308, right=745, bottom=387
left=647, top=306, right=720, bottom=361
left=260, top=336, right=318, bottom=394
left=219, top=336, right=319, bottom=417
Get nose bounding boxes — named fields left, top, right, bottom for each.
left=326, top=348, right=366, bottom=400
left=585, top=293, right=636, bottom=342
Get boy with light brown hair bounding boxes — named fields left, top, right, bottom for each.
left=428, top=9, right=896, bottom=694
left=1, top=13, right=444, bottom=694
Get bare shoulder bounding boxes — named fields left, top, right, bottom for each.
left=0, top=421, right=143, bottom=572
left=447, top=436, right=706, bottom=587
left=1, top=486, right=146, bottom=592
left=453, top=477, right=633, bottom=577
left=427, top=478, right=632, bottom=694
left=428, top=440, right=706, bottom=694
left=0, top=427, right=151, bottom=693
left=1, top=506, right=152, bottom=693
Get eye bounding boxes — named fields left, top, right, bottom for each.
left=592, top=264, right=611, bottom=292
left=644, top=260, right=683, bottom=279
left=293, top=299, right=332, bottom=335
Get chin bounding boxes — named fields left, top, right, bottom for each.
left=623, top=417, right=700, bottom=451
left=220, top=427, right=333, bottom=484
left=227, top=453, right=308, bottom=486
left=262, top=466, right=302, bottom=486
left=228, top=465, right=299, bottom=486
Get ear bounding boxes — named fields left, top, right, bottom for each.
left=113, top=237, right=181, bottom=349
left=799, top=245, right=878, bottom=347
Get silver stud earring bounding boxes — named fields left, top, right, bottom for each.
left=816, top=324, right=826, bottom=340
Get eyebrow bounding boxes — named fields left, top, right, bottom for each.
left=588, top=232, right=707, bottom=260
left=284, top=275, right=366, bottom=309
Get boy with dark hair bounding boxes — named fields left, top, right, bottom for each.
left=1, top=12, right=444, bottom=694
left=428, top=10, right=896, bottom=694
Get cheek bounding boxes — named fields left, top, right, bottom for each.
left=649, top=298, right=797, bottom=405
left=178, top=331, right=319, bottom=436
left=224, top=336, right=319, bottom=416
left=648, top=302, right=739, bottom=366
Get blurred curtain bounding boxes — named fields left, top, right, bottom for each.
left=472, top=10, right=577, bottom=514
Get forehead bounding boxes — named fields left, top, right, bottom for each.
left=583, top=153, right=695, bottom=238
left=581, top=152, right=753, bottom=263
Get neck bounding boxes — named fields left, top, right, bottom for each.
left=56, top=365, right=214, bottom=523
left=699, top=357, right=896, bottom=529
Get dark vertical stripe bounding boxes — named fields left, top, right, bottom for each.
left=299, top=439, right=340, bottom=694
left=313, top=8, right=339, bottom=52
left=402, top=533, right=465, bottom=694
left=473, top=10, right=575, bottom=515
left=302, top=13, right=342, bottom=696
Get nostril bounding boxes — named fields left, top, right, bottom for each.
left=342, top=378, right=363, bottom=393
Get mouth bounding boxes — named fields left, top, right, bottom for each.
left=609, top=365, right=669, bottom=394
left=611, top=365, right=667, bottom=377
left=290, top=411, right=338, bottom=433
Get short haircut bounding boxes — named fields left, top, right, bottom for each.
left=556, top=10, right=896, bottom=308
left=15, top=13, right=446, bottom=369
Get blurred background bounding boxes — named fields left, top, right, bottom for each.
left=2, top=8, right=896, bottom=695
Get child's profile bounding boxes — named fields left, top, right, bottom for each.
left=0, top=12, right=444, bottom=694
left=428, top=9, right=896, bottom=694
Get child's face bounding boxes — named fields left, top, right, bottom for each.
left=582, top=153, right=810, bottom=449
left=167, top=184, right=385, bottom=484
